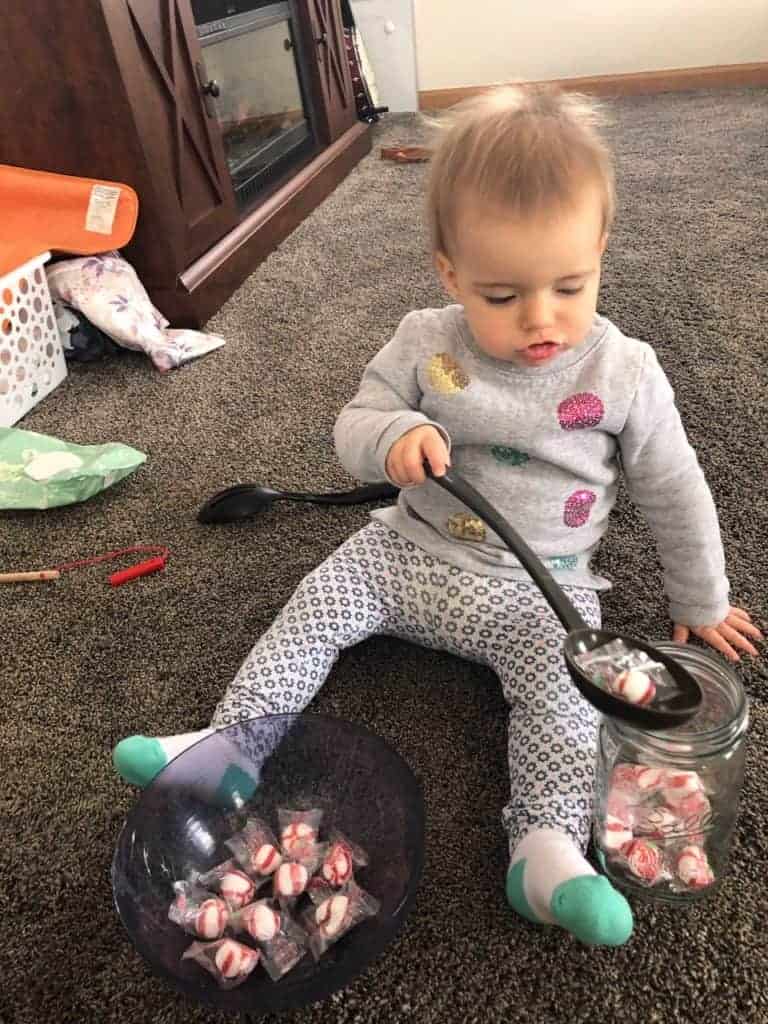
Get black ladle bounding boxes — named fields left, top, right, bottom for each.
left=426, top=464, right=703, bottom=729
left=198, top=480, right=399, bottom=524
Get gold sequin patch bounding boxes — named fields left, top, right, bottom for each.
left=447, top=513, right=486, bottom=542
left=427, top=353, right=470, bottom=394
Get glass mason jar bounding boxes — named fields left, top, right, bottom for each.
left=593, top=643, right=749, bottom=903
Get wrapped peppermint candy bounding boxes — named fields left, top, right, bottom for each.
left=272, top=816, right=325, bottom=909
left=574, top=639, right=681, bottom=706
left=168, top=880, right=229, bottom=940
left=674, top=790, right=712, bottom=841
left=621, top=839, right=668, bottom=886
left=609, top=763, right=647, bottom=800
left=277, top=807, right=324, bottom=859
left=272, top=853, right=324, bottom=909
left=181, top=938, right=260, bottom=989
left=674, top=844, right=715, bottom=890
left=635, top=766, right=667, bottom=794
left=606, top=791, right=635, bottom=826
left=602, top=814, right=633, bottom=853
left=229, top=899, right=308, bottom=981
left=230, top=899, right=283, bottom=943
left=662, top=770, right=704, bottom=807
left=301, top=879, right=380, bottom=961
left=225, top=817, right=284, bottom=879
left=196, top=859, right=258, bottom=910
left=319, top=831, right=369, bottom=888
left=612, top=669, right=656, bottom=706
left=608, top=763, right=667, bottom=811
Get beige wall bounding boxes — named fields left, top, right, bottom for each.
left=414, top=1, right=768, bottom=91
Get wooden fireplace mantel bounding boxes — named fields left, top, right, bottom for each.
left=2, top=1, right=371, bottom=327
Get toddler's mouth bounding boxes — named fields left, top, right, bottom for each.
left=523, top=341, right=561, bottom=363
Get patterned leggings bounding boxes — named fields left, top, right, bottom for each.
left=212, top=522, right=601, bottom=853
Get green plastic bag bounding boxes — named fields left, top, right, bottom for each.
left=0, top=427, right=146, bottom=510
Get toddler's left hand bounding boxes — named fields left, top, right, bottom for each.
left=672, top=606, right=763, bottom=663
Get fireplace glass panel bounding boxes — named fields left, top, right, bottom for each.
left=198, top=2, right=316, bottom=207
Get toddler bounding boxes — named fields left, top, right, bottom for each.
left=114, top=84, right=761, bottom=946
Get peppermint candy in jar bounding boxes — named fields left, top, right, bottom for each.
left=602, top=814, right=633, bottom=853
left=622, top=839, right=666, bottom=885
left=662, top=770, right=704, bottom=807
left=675, top=845, right=715, bottom=890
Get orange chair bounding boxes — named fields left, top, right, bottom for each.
left=0, top=164, right=139, bottom=276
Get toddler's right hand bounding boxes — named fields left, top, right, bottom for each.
left=385, top=425, right=450, bottom=487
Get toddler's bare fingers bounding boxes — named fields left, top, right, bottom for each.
left=402, top=444, right=428, bottom=484
left=672, top=624, right=690, bottom=644
left=698, top=627, right=739, bottom=663
left=386, top=447, right=413, bottom=487
left=422, top=433, right=450, bottom=476
left=725, top=614, right=763, bottom=641
left=719, top=623, right=760, bottom=658
left=729, top=606, right=752, bottom=622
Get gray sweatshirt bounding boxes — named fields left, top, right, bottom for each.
left=333, top=305, right=730, bottom=628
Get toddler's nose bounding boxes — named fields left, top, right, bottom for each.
left=521, top=292, right=555, bottom=332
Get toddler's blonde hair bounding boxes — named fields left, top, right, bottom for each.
left=425, top=82, right=616, bottom=257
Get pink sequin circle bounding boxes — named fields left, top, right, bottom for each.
left=564, top=489, right=597, bottom=528
left=558, top=392, right=605, bottom=430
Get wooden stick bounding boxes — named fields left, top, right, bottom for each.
left=0, top=570, right=61, bottom=583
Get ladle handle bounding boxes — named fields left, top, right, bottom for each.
left=426, top=465, right=589, bottom=633
left=283, top=482, right=399, bottom=505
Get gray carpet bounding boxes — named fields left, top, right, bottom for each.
left=3, top=88, right=768, bottom=1024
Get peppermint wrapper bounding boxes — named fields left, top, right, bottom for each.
left=225, top=817, right=283, bottom=879
left=168, top=880, right=229, bottom=940
left=195, top=859, right=259, bottom=911
left=301, top=879, right=380, bottom=961
left=574, top=639, right=678, bottom=706
left=318, top=831, right=369, bottom=888
left=229, top=899, right=308, bottom=981
left=277, top=807, right=324, bottom=860
left=181, top=938, right=260, bottom=989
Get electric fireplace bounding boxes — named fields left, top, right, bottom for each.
left=193, top=0, right=318, bottom=207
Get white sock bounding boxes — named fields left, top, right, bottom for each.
left=510, top=828, right=595, bottom=924
left=157, top=727, right=215, bottom=761
left=507, top=827, right=633, bottom=946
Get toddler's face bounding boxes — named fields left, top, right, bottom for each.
left=435, top=185, right=608, bottom=367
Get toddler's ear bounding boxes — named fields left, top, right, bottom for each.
left=434, top=250, right=460, bottom=300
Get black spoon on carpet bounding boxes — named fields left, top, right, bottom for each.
left=198, top=480, right=399, bottom=524
left=425, top=463, right=703, bottom=729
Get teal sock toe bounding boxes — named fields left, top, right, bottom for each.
left=112, top=735, right=168, bottom=788
left=505, top=859, right=545, bottom=925
left=550, top=874, right=634, bottom=946
left=214, top=764, right=258, bottom=810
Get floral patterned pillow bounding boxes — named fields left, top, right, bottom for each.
left=46, top=252, right=224, bottom=372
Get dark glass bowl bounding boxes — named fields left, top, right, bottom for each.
left=111, top=714, right=425, bottom=1014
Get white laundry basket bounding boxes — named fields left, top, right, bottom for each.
left=0, top=251, right=67, bottom=427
